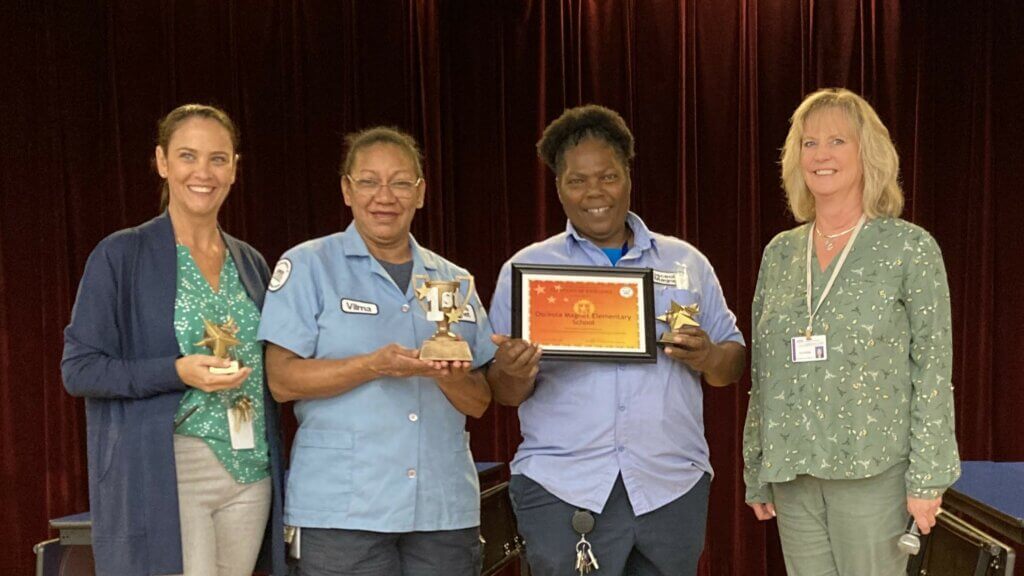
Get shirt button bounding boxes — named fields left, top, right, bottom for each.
left=401, top=304, right=410, bottom=312
left=618, top=405, right=626, bottom=412
left=407, top=468, right=417, bottom=478
left=408, top=412, right=419, bottom=422
left=617, top=446, right=625, bottom=452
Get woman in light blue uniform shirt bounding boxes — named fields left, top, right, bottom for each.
left=258, top=126, right=496, bottom=576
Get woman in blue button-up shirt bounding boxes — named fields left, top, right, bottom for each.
left=260, top=126, right=497, bottom=576
left=487, top=105, right=747, bottom=576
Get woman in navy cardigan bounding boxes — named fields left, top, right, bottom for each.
left=62, top=105, right=286, bottom=575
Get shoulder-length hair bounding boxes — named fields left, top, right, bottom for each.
left=780, top=88, right=903, bottom=222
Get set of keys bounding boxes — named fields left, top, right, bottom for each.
left=571, top=509, right=600, bottom=574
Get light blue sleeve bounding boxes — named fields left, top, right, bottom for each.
left=256, top=249, right=323, bottom=358
left=488, top=260, right=513, bottom=336
left=697, top=259, right=745, bottom=346
left=466, top=291, right=498, bottom=370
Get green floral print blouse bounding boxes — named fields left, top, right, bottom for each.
left=743, top=218, right=960, bottom=502
left=173, top=245, right=269, bottom=483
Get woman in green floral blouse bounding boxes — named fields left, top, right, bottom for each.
left=742, top=88, right=960, bottom=576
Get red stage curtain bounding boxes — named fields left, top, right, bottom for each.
left=1, top=1, right=1021, bottom=574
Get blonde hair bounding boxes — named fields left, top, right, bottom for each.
left=780, top=88, right=903, bottom=222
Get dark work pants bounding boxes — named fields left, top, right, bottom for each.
left=297, top=526, right=481, bottom=576
left=509, top=473, right=711, bottom=576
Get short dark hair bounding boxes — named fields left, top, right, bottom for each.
left=340, top=126, right=424, bottom=178
left=155, top=104, right=240, bottom=212
left=536, top=105, right=635, bottom=174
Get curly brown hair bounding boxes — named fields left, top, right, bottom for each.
left=537, top=105, right=635, bottom=174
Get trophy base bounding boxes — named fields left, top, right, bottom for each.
left=209, top=361, right=240, bottom=375
left=420, top=339, right=473, bottom=362
left=657, top=333, right=678, bottom=347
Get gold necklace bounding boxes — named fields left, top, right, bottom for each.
left=814, top=221, right=859, bottom=251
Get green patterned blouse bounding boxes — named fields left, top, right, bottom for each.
left=743, top=218, right=959, bottom=503
left=173, top=245, right=269, bottom=484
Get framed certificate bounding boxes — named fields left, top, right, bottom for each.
left=511, top=264, right=656, bottom=362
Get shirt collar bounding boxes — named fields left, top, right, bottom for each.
left=563, top=211, right=656, bottom=257
left=340, top=222, right=441, bottom=299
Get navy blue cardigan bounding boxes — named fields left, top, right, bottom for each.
left=62, top=213, right=286, bottom=576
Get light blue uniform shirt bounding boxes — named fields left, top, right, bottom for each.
left=257, top=223, right=497, bottom=531
left=489, top=213, right=744, bottom=515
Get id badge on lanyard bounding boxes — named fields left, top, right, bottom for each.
left=791, top=215, right=866, bottom=363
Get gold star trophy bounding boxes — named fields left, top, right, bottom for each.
left=413, top=274, right=476, bottom=361
left=195, top=317, right=242, bottom=374
left=657, top=301, right=700, bottom=345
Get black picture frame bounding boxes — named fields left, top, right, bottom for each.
left=511, top=263, right=657, bottom=362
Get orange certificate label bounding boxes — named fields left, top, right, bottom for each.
left=524, top=278, right=642, bottom=351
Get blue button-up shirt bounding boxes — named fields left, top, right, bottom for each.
left=489, top=213, right=744, bottom=514
left=258, top=223, right=497, bottom=531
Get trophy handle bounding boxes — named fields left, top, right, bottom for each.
left=412, top=274, right=432, bottom=313
left=454, top=274, right=476, bottom=316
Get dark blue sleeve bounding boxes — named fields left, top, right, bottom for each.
left=61, top=238, right=184, bottom=399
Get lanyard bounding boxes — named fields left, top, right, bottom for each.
left=804, top=214, right=866, bottom=337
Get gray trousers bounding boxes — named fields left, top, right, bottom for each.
left=772, top=461, right=911, bottom=576
left=509, top=473, right=711, bottom=576
left=297, top=526, right=481, bottom=576
left=173, top=434, right=271, bottom=576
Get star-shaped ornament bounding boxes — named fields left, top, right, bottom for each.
left=195, top=317, right=241, bottom=359
left=445, top=306, right=464, bottom=325
left=657, top=301, right=700, bottom=331
left=415, top=283, right=433, bottom=301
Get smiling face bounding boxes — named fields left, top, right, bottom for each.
left=556, top=138, right=631, bottom=248
left=155, top=117, right=237, bottom=220
left=800, top=107, right=864, bottom=206
left=341, top=142, right=425, bottom=256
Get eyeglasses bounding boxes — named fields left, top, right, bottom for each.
left=346, top=174, right=422, bottom=199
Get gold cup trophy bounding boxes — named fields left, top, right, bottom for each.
left=413, top=274, right=476, bottom=361
left=656, top=301, right=700, bottom=345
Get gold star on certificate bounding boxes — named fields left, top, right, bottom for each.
left=657, top=301, right=700, bottom=331
left=195, top=317, right=241, bottom=359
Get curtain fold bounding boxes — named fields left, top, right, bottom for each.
left=2, top=1, right=1021, bottom=574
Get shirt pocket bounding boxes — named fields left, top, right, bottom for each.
left=836, top=272, right=905, bottom=326
left=655, top=286, right=701, bottom=311
left=319, top=297, right=391, bottom=357
left=832, top=272, right=907, bottom=356
left=756, top=282, right=802, bottom=340
left=286, top=429, right=354, bottom=512
left=654, top=286, right=701, bottom=338
left=444, top=431, right=479, bottom=513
